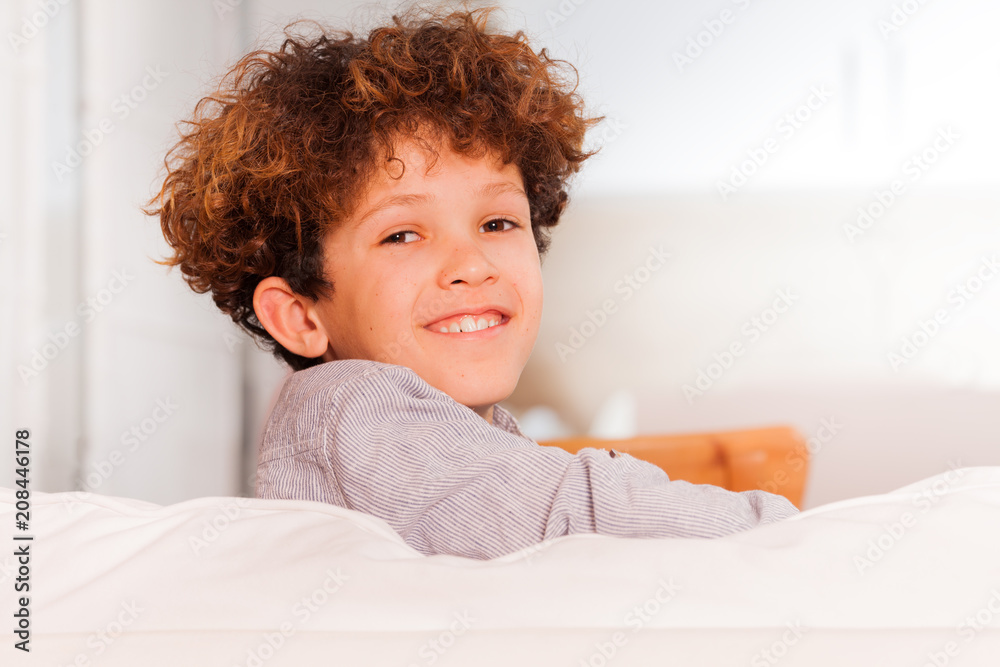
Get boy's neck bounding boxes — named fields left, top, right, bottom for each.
left=472, top=404, right=494, bottom=426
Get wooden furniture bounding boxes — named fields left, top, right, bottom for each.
left=539, top=425, right=809, bottom=508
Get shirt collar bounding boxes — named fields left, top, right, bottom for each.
left=491, top=404, right=532, bottom=441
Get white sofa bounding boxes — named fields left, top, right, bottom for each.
left=3, top=466, right=999, bottom=666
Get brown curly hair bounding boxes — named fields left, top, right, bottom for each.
left=145, top=2, right=604, bottom=371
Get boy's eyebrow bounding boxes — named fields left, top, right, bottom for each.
left=353, top=180, right=527, bottom=230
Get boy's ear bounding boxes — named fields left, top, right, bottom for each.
left=253, top=277, right=331, bottom=360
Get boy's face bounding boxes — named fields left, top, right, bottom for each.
left=313, top=134, right=543, bottom=422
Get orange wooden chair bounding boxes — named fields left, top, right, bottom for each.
left=539, top=425, right=809, bottom=508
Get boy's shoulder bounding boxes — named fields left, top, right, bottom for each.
left=275, top=359, right=457, bottom=411
left=264, top=359, right=528, bottom=446
left=280, top=358, right=402, bottom=399
left=265, top=359, right=428, bottom=433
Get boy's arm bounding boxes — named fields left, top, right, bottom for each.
left=320, top=363, right=799, bottom=560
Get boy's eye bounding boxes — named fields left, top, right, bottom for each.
left=381, top=218, right=520, bottom=245
left=380, top=230, right=420, bottom=245
left=481, top=217, right=520, bottom=233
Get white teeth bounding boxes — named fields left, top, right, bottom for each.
left=438, top=314, right=502, bottom=333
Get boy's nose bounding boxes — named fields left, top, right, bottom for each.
left=438, top=235, right=499, bottom=287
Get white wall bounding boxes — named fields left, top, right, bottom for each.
left=1, top=0, right=84, bottom=493
left=505, top=0, right=1000, bottom=193
left=1, top=0, right=276, bottom=502
left=508, top=190, right=1000, bottom=507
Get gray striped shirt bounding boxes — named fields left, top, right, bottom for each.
left=255, top=359, right=799, bottom=559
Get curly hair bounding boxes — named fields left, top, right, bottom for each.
left=145, top=2, right=604, bottom=371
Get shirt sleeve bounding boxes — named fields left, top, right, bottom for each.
left=323, top=364, right=800, bottom=560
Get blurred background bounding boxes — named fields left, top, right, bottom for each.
left=1, top=0, right=997, bottom=509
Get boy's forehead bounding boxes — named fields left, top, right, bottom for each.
left=350, top=179, right=526, bottom=231
left=343, top=139, right=526, bottom=230
left=382, top=131, right=509, bottom=178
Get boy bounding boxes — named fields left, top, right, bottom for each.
left=147, top=4, right=798, bottom=559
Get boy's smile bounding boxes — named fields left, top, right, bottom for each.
left=312, top=132, right=544, bottom=423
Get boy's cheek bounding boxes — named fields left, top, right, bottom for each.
left=379, top=328, right=418, bottom=363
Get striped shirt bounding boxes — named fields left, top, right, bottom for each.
left=255, top=359, right=799, bottom=560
